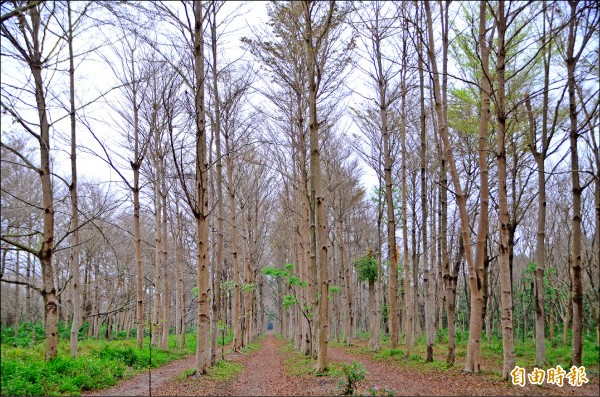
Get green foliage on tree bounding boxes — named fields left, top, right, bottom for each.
left=353, top=253, right=378, bottom=283
left=262, top=264, right=311, bottom=316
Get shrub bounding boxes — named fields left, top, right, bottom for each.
left=337, top=360, right=367, bottom=396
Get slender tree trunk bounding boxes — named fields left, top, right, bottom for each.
left=439, top=1, right=449, bottom=341
left=497, top=6, right=518, bottom=370
left=526, top=40, right=549, bottom=363
left=411, top=173, right=419, bottom=342
left=130, top=55, right=145, bottom=350
left=400, top=30, right=411, bottom=356
left=566, top=0, right=583, bottom=366
left=242, top=209, right=253, bottom=347
left=176, top=208, right=186, bottom=349
left=303, top=0, right=330, bottom=372
left=374, top=15, right=399, bottom=350
left=161, top=168, right=169, bottom=350
left=66, top=0, right=82, bottom=358
left=226, top=116, right=242, bottom=352
left=31, top=6, right=58, bottom=360
left=209, top=2, right=223, bottom=364
left=14, top=252, right=20, bottom=334
left=152, top=154, right=163, bottom=347
left=418, top=29, right=433, bottom=362
left=193, top=0, right=211, bottom=374
left=424, top=1, right=487, bottom=372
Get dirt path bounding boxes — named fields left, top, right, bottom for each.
left=225, top=334, right=333, bottom=396
left=83, top=335, right=598, bottom=396
left=84, top=354, right=197, bottom=396
left=328, top=345, right=600, bottom=396
left=104, top=334, right=333, bottom=396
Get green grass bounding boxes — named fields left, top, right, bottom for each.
left=345, top=331, right=599, bottom=379
left=217, top=330, right=234, bottom=347
left=281, top=342, right=315, bottom=376
left=207, top=360, right=244, bottom=381
left=1, top=333, right=197, bottom=396
left=281, top=341, right=342, bottom=377
left=241, top=341, right=260, bottom=353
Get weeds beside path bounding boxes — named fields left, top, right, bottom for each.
left=328, top=344, right=600, bottom=396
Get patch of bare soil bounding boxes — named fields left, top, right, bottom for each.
left=328, top=344, right=600, bottom=396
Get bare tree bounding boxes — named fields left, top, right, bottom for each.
left=564, top=0, right=597, bottom=367
left=1, top=2, right=63, bottom=361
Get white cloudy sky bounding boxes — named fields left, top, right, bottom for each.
left=1, top=0, right=382, bottom=196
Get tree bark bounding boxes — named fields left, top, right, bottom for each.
left=209, top=1, right=224, bottom=364
left=31, top=3, right=58, bottom=361
left=161, top=165, right=170, bottom=350
left=566, top=0, right=583, bottom=367
left=193, top=0, right=211, bottom=375
left=400, top=23, right=411, bottom=357
left=424, top=1, right=488, bottom=372
left=418, top=25, right=433, bottom=362
left=152, top=150, right=163, bottom=347
left=66, top=0, right=83, bottom=358
left=302, top=0, right=332, bottom=373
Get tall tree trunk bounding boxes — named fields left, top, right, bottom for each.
left=303, top=0, right=330, bottom=372
left=130, top=51, right=145, bottom=350
left=176, top=207, right=186, bottom=349
left=67, top=0, right=82, bottom=358
left=32, top=6, right=58, bottom=361
left=338, top=220, right=352, bottom=346
left=400, top=25, right=411, bottom=357
left=193, top=0, right=211, bottom=374
left=152, top=154, right=163, bottom=347
left=411, top=173, right=419, bottom=341
left=374, top=12, right=399, bottom=350
left=496, top=4, right=517, bottom=375
left=526, top=22, right=550, bottom=361
left=418, top=28, right=433, bottom=362
left=161, top=167, right=170, bottom=350
left=226, top=116, right=242, bottom=352
left=439, top=0, right=450, bottom=343
left=209, top=1, right=224, bottom=364
left=242, top=208, right=253, bottom=347
left=566, top=0, right=583, bottom=367
left=424, top=1, right=487, bottom=372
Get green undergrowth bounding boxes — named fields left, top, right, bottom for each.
left=281, top=342, right=341, bottom=378
left=1, top=334, right=197, bottom=396
left=178, top=339, right=259, bottom=383
left=207, top=360, right=244, bottom=381
left=336, top=332, right=600, bottom=379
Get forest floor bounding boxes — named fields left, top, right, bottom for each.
left=85, top=333, right=599, bottom=396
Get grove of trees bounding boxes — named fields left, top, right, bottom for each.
left=1, top=0, right=598, bottom=381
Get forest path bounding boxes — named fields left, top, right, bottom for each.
left=225, top=333, right=333, bottom=396
left=84, top=351, right=197, bottom=396
left=328, top=344, right=600, bottom=396
left=88, top=333, right=334, bottom=396
left=83, top=335, right=599, bottom=396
